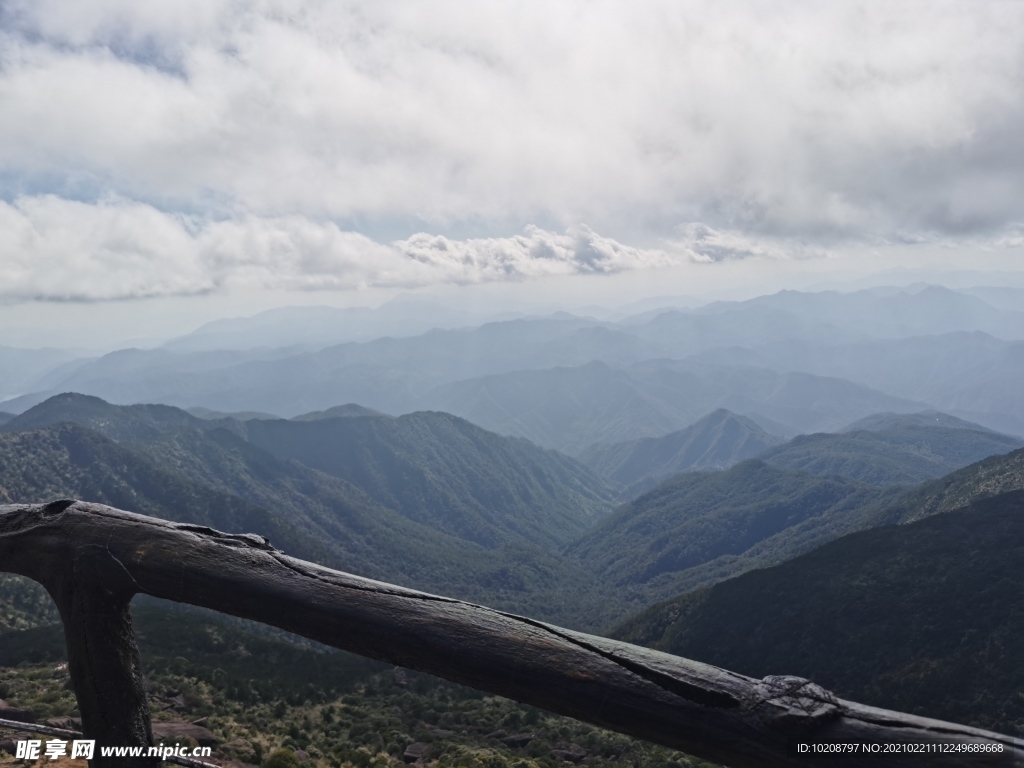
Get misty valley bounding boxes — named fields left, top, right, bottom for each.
left=2, top=284, right=1023, bottom=767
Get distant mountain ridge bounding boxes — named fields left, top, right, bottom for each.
left=3, top=392, right=215, bottom=441
left=580, top=409, right=783, bottom=496
left=840, top=409, right=1000, bottom=433
left=420, top=360, right=926, bottom=454
left=758, top=415, right=1023, bottom=486
left=291, top=404, right=388, bottom=421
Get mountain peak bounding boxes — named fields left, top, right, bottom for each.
left=581, top=409, right=784, bottom=497
left=2, top=392, right=203, bottom=442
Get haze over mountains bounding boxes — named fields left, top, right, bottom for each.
left=3, top=280, right=1024, bottom=742
left=5, top=284, right=1024, bottom=452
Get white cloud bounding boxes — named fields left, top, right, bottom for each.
left=0, top=195, right=693, bottom=300
left=0, top=0, right=1022, bottom=244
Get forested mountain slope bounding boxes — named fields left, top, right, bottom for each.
left=0, top=423, right=334, bottom=565
left=566, top=460, right=890, bottom=608
left=0, top=396, right=615, bottom=626
left=758, top=422, right=1022, bottom=486
left=241, top=411, right=614, bottom=548
left=613, top=489, right=1024, bottom=736
left=580, top=409, right=783, bottom=496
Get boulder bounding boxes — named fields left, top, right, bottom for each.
left=0, top=700, right=35, bottom=723
left=550, top=744, right=587, bottom=763
left=402, top=742, right=429, bottom=764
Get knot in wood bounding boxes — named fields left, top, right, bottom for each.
left=173, top=523, right=276, bottom=551
left=751, top=675, right=841, bottom=733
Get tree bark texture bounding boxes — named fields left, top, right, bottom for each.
left=1, top=501, right=1021, bottom=768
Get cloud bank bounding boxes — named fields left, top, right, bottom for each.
left=3, top=1, right=1024, bottom=234
left=0, top=196, right=699, bottom=300
left=0, top=1, right=1022, bottom=301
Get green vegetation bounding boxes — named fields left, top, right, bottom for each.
left=0, top=594, right=719, bottom=768
left=241, top=411, right=614, bottom=548
left=566, top=460, right=891, bottom=607
left=3, top=393, right=1024, bottom=749
left=613, top=489, right=1024, bottom=737
left=0, top=423, right=343, bottom=568
left=0, top=403, right=611, bottom=628
left=867, top=447, right=1024, bottom=525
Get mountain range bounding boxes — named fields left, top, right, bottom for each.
left=0, top=394, right=612, bottom=625
left=6, top=284, right=1024, bottom=449
left=2, top=389, right=1023, bottom=738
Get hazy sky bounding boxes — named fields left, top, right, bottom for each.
left=1, top=1, right=1023, bottom=343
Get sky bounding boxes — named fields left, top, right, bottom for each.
left=1, top=0, right=1023, bottom=346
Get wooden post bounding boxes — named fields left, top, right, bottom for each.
left=1, top=501, right=1021, bottom=768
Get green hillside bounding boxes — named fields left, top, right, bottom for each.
left=242, top=411, right=614, bottom=549
left=580, top=409, right=782, bottom=497
left=866, top=446, right=1024, bottom=526
left=0, top=597, right=718, bottom=768
left=8, top=394, right=614, bottom=551
left=124, top=426, right=606, bottom=623
left=0, top=424, right=342, bottom=566
left=613, top=489, right=1024, bottom=736
left=0, top=395, right=616, bottom=626
left=566, top=460, right=889, bottom=608
left=759, top=423, right=1022, bottom=486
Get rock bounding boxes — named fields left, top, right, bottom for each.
left=44, top=717, right=76, bottom=730
left=169, top=694, right=188, bottom=711
left=485, top=729, right=507, bottom=740
left=191, top=717, right=209, bottom=728
left=151, top=721, right=219, bottom=747
left=550, top=744, right=587, bottom=763
left=501, top=733, right=538, bottom=748
left=403, top=742, right=429, bottom=763
left=0, top=700, right=35, bottom=723
left=294, top=750, right=309, bottom=762
left=0, top=738, right=16, bottom=755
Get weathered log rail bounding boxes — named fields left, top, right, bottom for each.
left=1, top=500, right=1020, bottom=768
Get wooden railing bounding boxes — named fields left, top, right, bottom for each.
left=1, top=501, right=1020, bottom=767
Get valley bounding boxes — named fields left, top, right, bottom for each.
left=3, top=284, right=1024, bottom=766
